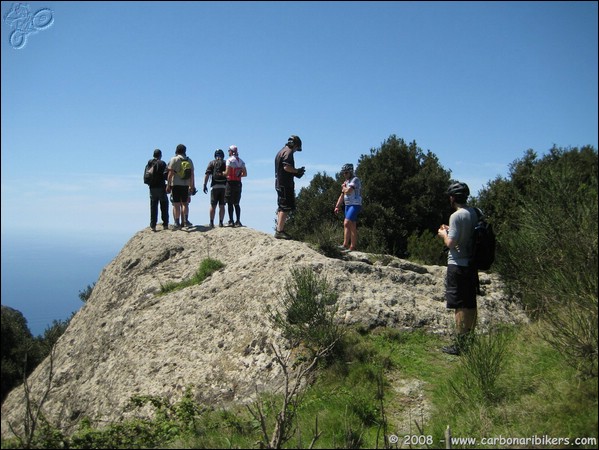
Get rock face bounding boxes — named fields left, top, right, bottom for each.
left=1, top=226, right=527, bottom=437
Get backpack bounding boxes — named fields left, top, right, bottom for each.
left=177, top=157, right=192, bottom=180
left=143, top=159, right=162, bottom=185
left=470, top=208, right=496, bottom=271
left=211, top=159, right=226, bottom=185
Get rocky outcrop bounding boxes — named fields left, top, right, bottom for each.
left=1, top=226, right=527, bottom=437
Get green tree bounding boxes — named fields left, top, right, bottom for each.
left=287, top=135, right=452, bottom=257
left=1, top=306, right=44, bottom=403
left=285, top=172, right=340, bottom=240
left=477, top=145, right=598, bottom=377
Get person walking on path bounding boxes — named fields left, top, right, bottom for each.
left=203, top=148, right=227, bottom=228
left=274, top=135, right=304, bottom=239
left=437, top=181, right=479, bottom=355
left=166, top=144, right=195, bottom=230
left=145, top=149, right=169, bottom=231
left=334, top=163, right=362, bottom=251
left=224, top=145, right=247, bottom=227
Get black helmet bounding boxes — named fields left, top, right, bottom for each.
left=446, top=182, right=470, bottom=199
left=287, top=135, right=302, bottom=151
left=341, top=163, right=354, bottom=173
left=214, top=149, right=224, bottom=159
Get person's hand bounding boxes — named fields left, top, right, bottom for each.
left=334, top=206, right=340, bottom=214
left=190, top=187, right=198, bottom=196
left=166, top=185, right=172, bottom=193
left=203, top=185, right=208, bottom=194
left=295, top=166, right=306, bottom=178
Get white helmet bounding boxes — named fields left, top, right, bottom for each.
left=229, top=145, right=238, bottom=155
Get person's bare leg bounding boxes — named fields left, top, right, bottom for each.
left=277, top=211, right=288, bottom=232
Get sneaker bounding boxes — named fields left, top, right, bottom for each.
left=209, top=221, right=214, bottom=228
left=172, top=223, right=181, bottom=230
left=219, top=221, right=224, bottom=227
left=441, top=345, right=461, bottom=356
left=227, top=221, right=234, bottom=227
left=162, top=223, right=169, bottom=230
left=275, top=230, right=292, bottom=240
left=234, top=221, right=242, bottom=227
left=184, top=220, right=193, bottom=227
left=150, top=226, right=156, bottom=232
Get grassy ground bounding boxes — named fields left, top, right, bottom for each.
left=2, top=324, right=597, bottom=449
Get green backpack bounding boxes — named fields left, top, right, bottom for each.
left=177, top=157, right=192, bottom=180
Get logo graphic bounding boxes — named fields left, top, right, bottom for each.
left=3, top=3, right=54, bottom=49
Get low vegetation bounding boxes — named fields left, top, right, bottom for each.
left=159, top=258, right=225, bottom=295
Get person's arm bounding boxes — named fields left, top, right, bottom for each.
left=189, top=168, right=195, bottom=192
left=166, top=167, right=173, bottom=192
left=438, top=224, right=456, bottom=248
left=203, top=170, right=210, bottom=194
left=334, top=193, right=344, bottom=214
left=283, top=164, right=300, bottom=174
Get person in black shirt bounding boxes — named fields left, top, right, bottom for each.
left=274, top=135, right=304, bottom=239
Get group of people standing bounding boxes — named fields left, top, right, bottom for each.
left=145, top=137, right=480, bottom=355
left=145, top=143, right=246, bottom=231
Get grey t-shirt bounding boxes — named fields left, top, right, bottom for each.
left=447, top=206, right=477, bottom=266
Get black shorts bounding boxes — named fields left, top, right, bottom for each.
left=210, top=186, right=226, bottom=206
left=276, top=185, right=295, bottom=212
left=225, top=181, right=242, bottom=205
left=445, top=264, right=477, bottom=309
left=172, top=185, right=189, bottom=203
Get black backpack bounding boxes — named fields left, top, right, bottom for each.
left=470, top=208, right=496, bottom=271
left=143, top=159, right=162, bottom=185
left=211, top=159, right=226, bottom=185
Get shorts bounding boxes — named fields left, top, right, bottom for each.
left=276, top=185, right=295, bottom=212
left=210, top=185, right=226, bottom=206
left=344, top=204, right=361, bottom=222
left=445, top=264, right=477, bottom=309
left=225, top=181, right=242, bottom=205
left=171, top=185, right=189, bottom=203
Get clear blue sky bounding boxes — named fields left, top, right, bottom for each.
left=2, top=1, right=597, bottom=335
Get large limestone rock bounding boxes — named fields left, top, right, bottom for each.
left=1, top=226, right=527, bottom=437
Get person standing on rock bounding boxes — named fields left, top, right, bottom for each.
left=437, top=181, right=478, bottom=355
left=224, top=145, right=247, bottom=227
left=145, top=149, right=169, bottom=231
left=334, top=163, right=362, bottom=252
left=166, top=144, right=195, bottom=230
left=274, top=135, right=305, bottom=240
left=203, top=148, right=227, bottom=228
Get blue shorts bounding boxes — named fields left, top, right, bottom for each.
left=344, top=205, right=361, bottom=222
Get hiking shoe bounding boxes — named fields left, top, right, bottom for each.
left=227, top=221, right=235, bottom=227
left=209, top=222, right=214, bottom=228
left=219, top=221, right=224, bottom=227
left=234, top=221, right=242, bottom=227
left=184, top=220, right=193, bottom=227
left=172, top=223, right=181, bottom=230
left=275, top=230, right=292, bottom=240
left=441, top=345, right=461, bottom=356
left=162, top=223, right=169, bottom=230
left=150, top=226, right=157, bottom=232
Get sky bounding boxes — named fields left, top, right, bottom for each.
left=2, top=1, right=598, bottom=336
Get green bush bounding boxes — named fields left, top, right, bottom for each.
left=407, top=229, right=448, bottom=266
left=269, top=266, right=343, bottom=356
